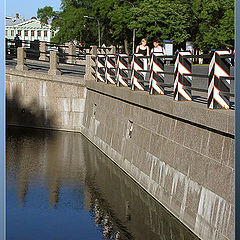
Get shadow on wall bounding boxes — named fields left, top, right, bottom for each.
left=6, top=88, right=55, bottom=129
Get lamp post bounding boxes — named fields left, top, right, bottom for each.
left=84, top=16, right=101, bottom=48
left=120, top=0, right=136, bottom=54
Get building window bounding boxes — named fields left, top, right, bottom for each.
left=37, top=30, right=41, bottom=37
left=11, top=30, right=14, bottom=36
left=31, top=30, right=34, bottom=37
left=24, top=30, right=28, bottom=37
left=44, top=31, right=47, bottom=37
left=18, top=30, right=22, bottom=36
left=52, top=32, right=55, bottom=37
left=5, top=30, right=7, bottom=36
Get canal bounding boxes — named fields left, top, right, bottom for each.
left=7, top=126, right=199, bottom=240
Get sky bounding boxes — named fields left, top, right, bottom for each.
left=6, top=0, right=61, bottom=20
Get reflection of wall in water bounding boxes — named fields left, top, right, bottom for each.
left=7, top=130, right=88, bottom=208
left=82, top=137, right=197, bottom=240
left=7, top=129, right=198, bottom=240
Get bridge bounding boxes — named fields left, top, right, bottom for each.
left=5, top=40, right=235, bottom=240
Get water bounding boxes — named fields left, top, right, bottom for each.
left=7, top=127, right=199, bottom=240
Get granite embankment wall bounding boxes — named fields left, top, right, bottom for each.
left=6, top=67, right=86, bottom=131
left=5, top=66, right=235, bottom=240
left=81, top=80, right=235, bottom=240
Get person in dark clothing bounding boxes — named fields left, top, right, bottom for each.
left=14, top=34, right=22, bottom=49
left=135, top=39, right=150, bottom=80
left=14, top=34, right=20, bottom=41
left=136, top=38, right=150, bottom=56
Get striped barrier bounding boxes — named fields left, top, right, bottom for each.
left=105, top=54, right=116, bottom=84
left=130, top=54, right=145, bottom=91
left=91, top=51, right=234, bottom=110
left=174, top=51, right=192, bottom=101
left=116, top=54, right=129, bottom=87
left=208, top=50, right=231, bottom=109
left=149, top=52, right=165, bottom=95
left=96, top=54, right=106, bottom=82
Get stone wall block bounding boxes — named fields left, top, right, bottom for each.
left=149, top=132, right=162, bottom=159
left=207, top=132, right=225, bottom=161
left=16, top=47, right=28, bottom=71
left=48, top=51, right=61, bottom=76
left=39, top=42, right=48, bottom=61
left=72, top=98, right=86, bottom=112
left=189, top=152, right=209, bottom=186
left=205, top=161, right=234, bottom=204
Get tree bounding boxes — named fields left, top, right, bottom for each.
left=37, top=6, right=58, bottom=25
left=128, top=0, right=191, bottom=49
left=37, top=0, right=234, bottom=51
left=192, top=0, right=234, bottom=51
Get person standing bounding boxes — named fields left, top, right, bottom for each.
left=14, top=34, right=20, bottom=41
left=151, top=40, right=165, bottom=54
left=14, top=34, right=22, bottom=49
left=135, top=39, right=150, bottom=80
left=136, top=38, right=150, bottom=56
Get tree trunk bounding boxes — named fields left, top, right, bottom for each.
left=124, top=39, right=129, bottom=55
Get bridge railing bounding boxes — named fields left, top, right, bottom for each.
left=87, top=50, right=234, bottom=110
left=5, top=38, right=114, bottom=62
left=5, top=39, right=116, bottom=77
left=5, top=39, right=103, bottom=76
left=11, top=46, right=88, bottom=76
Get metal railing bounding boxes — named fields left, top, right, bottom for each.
left=89, top=50, right=234, bottom=110
left=6, top=45, right=88, bottom=77
left=5, top=38, right=92, bottom=62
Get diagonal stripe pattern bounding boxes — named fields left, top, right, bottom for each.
left=130, top=54, right=145, bottom=91
left=105, top=54, right=116, bottom=84
left=149, top=52, right=165, bottom=95
left=96, top=54, right=106, bottom=82
left=116, top=54, right=129, bottom=87
left=174, top=51, right=192, bottom=101
left=208, top=50, right=231, bottom=109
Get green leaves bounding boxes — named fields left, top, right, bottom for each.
left=191, top=0, right=234, bottom=51
left=37, top=0, right=234, bottom=51
left=37, top=6, right=58, bottom=24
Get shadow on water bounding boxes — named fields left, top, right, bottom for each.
left=7, top=127, right=199, bottom=240
left=6, top=88, right=55, bottom=129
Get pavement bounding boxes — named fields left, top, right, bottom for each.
left=6, top=59, right=86, bottom=77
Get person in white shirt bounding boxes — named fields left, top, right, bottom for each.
left=151, top=40, right=165, bottom=54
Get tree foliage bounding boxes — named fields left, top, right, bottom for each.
left=37, top=6, right=58, bottom=24
left=37, top=0, right=234, bottom=51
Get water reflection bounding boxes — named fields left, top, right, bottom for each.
left=7, top=127, right=199, bottom=240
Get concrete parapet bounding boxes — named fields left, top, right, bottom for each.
left=85, top=55, right=95, bottom=81
left=6, top=66, right=85, bottom=131
left=15, top=47, right=28, bottom=71
left=85, top=80, right=234, bottom=136
left=48, top=51, right=61, bottom=76
left=90, top=46, right=98, bottom=56
left=39, top=42, right=48, bottom=61
left=67, top=42, right=76, bottom=64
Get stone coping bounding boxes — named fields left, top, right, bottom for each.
left=86, top=80, right=234, bottom=137
left=6, top=66, right=85, bottom=86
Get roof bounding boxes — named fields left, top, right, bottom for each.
left=5, top=16, right=25, bottom=26
left=6, top=18, right=51, bottom=30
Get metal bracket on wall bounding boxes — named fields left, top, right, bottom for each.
left=127, top=120, right=133, bottom=138
left=93, top=103, right=97, bottom=118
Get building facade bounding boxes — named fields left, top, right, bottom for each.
left=5, top=15, right=58, bottom=42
